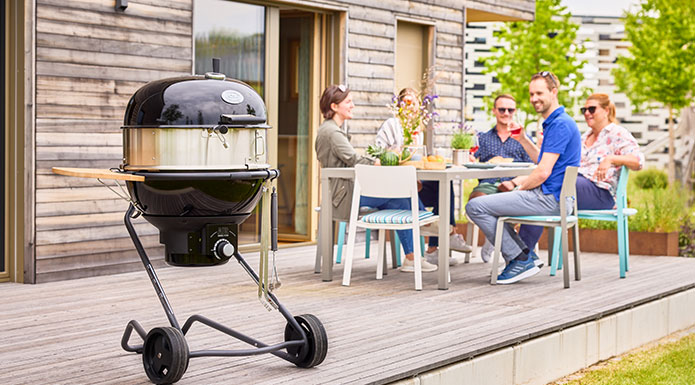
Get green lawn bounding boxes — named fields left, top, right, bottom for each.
left=560, top=333, right=695, bottom=385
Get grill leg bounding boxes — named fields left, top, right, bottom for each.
left=124, top=205, right=181, bottom=330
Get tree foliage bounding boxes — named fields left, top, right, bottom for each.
left=481, top=0, right=589, bottom=127
left=613, top=0, right=695, bottom=113
left=612, top=0, right=695, bottom=181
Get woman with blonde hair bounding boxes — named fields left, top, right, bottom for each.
left=576, top=93, right=644, bottom=209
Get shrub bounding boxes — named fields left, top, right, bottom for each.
left=680, top=214, right=695, bottom=258
left=632, top=167, right=668, bottom=189
left=579, top=169, right=693, bottom=233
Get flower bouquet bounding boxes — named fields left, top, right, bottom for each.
left=388, top=93, right=437, bottom=146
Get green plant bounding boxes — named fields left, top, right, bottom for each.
left=451, top=132, right=474, bottom=150
left=632, top=168, right=668, bottom=189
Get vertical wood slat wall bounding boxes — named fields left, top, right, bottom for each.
left=34, top=0, right=192, bottom=282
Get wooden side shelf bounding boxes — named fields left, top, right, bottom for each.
left=52, top=167, right=145, bottom=182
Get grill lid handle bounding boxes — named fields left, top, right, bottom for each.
left=219, top=114, right=266, bottom=126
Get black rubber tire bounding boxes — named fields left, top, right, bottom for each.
left=284, top=314, right=328, bottom=368
left=142, top=327, right=189, bottom=384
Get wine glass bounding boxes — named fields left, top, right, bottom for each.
left=469, top=133, right=479, bottom=155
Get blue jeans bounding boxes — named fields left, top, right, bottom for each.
left=418, top=181, right=456, bottom=247
left=466, top=188, right=560, bottom=263
left=359, top=196, right=425, bottom=255
left=520, top=175, right=615, bottom=250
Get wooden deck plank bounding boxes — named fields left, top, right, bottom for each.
left=1, top=244, right=694, bottom=384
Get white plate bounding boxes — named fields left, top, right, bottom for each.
left=495, top=162, right=534, bottom=167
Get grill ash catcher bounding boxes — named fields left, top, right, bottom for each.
left=52, top=60, right=327, bottom=384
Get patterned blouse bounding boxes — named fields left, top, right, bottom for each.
left=579, top=123, right=644, bottom=197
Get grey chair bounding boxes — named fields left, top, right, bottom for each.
left=490, top=166, right=580, bottom=288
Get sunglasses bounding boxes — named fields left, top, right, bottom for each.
left=580, top=106, right=598, bottom=114
left=536, top=71, right=558, bottom=89
left=337, top=84, right=347, bottom=92
left=497, top=107, right=516, bottom=114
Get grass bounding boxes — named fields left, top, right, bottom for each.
left=557, top=332, right=695, bottom=385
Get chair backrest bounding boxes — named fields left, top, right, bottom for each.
left=615, top=166, right=629, bottom=211
left=559, top=166, right=579, bottom=218
left=354, top=164, right=418, bottom=199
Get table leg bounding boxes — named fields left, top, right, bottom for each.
left=320, top=179, right=334, bottom=281
left=438, top=176, right=450, bottom=290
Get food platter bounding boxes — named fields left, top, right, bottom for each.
left=463, top=163, right=497, bottom=169
left=495, top=162, right=534, bottom=168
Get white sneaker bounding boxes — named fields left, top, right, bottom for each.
left=425, top=249, right=461, bottom=266
left=481, top=240, right=494, bottom=263
left=449, top=233, right=473, bottom=253
left=400, top=257, right=438, bottom=273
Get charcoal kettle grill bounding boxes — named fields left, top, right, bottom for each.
left=53, top=60, right=327, bottom=384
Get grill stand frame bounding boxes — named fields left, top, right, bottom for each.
left=119, top=205, right=327, bottom=382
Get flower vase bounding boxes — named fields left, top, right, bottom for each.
left=452, top=149, right=469, bottom=166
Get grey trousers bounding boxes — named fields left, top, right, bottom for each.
left=466, top=188, right=560, bottom=262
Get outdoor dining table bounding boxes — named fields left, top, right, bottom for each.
left=318, top=164, right=535, bottom=289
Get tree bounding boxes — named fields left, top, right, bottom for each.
left=481, top=0, right=589, bottom=128
left=613, top=0, right=695, bottom=182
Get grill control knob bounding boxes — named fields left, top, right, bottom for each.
left=213, top=239, right=235, bottom=259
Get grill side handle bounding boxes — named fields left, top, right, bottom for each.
left=219, top=114, right=267, bottom=126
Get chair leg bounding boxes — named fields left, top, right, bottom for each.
left=624, top=218, right=630, bottom=272
left=336, top=221, right=346, bottom=264
left=412, top=230, right=423, bottom=291
left=549, top=227, right=560, bottom=276
left=385, top=230, right=397, bottom=273
left=572, top=224, right=581, bottom=281
left=365, top=229, right=371, bottom=259
left=554, top=227, right=564, bottom=270
left=465, top=220, right=479, bottom=264
left=393, top=231, right=402, bottom=267
left=342, top=220, right=359, bottom=287
left=376, top=229, right=386, bottom=280
left=314, top=219, right=322, bottom=274
left=618, top=217, right=627, bottom=278
left=490, top=220, right=505, bottom=285
left=561, top=227, right=570, bottom=288
left=420, top=236, right=426, bottom=258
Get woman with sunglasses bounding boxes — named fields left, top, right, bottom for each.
left=577, top=93, right=644, bottom=210
left=315, top=85, right=436, bottom=273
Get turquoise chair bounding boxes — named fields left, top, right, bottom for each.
left=551, top=166, right=636, bottom=278
left=491, top=166, right=580, bottom=288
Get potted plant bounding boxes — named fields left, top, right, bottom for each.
left=451, top=130, right=475, bottom=165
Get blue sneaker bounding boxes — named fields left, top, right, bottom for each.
left=528, top=250, right=544, bottom=268
left=496, top=258, right=540, bottom=284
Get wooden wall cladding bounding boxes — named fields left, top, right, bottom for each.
left=34, top=0, right=192, bottom=282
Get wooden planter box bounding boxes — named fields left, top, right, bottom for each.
left=456, top=223, right=679, bottom=256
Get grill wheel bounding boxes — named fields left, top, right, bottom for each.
left=284, top=314, right=328, bottom=368
left=142, top=327, right=189, bottom=384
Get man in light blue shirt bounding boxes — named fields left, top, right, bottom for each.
left=466, top=71, right=581, bottom=284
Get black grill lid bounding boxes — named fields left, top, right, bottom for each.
left=122, top=75, right=268, bottom=128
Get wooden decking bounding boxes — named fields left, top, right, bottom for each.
left=2, top=243, right=695, bottom=384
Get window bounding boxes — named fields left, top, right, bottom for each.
left=194, top=0, right=265, bottom=96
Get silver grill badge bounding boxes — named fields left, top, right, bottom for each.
left=221, top=90, right=244, bottom=105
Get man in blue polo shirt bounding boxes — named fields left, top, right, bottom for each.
left=466, top=71, right=581, bottom=284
